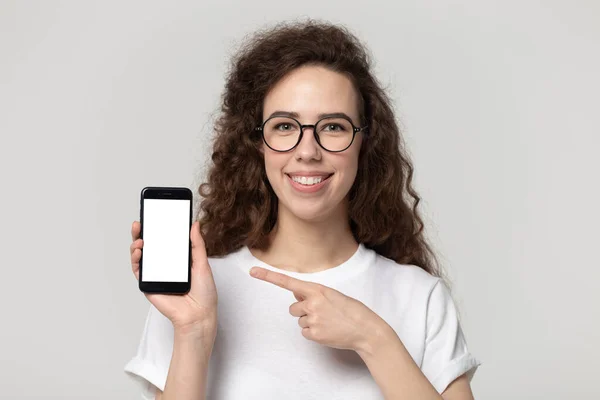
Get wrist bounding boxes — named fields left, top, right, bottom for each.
left=355, top=318, right=396, bottom=360
left=173, top=328, right=216, bottom=364
left=174, top=317, right=218, bottom=341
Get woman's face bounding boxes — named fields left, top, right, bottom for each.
left=261, top=65, right=364, bottom=222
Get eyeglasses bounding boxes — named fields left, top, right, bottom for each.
left=255, top=115, right=369, bottom=152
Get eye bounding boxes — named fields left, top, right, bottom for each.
left=274, top=123, right=295, bottom=131
left=322, top=123, right=345, bottom=132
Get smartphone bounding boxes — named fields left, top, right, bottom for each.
left=139, top=186, right=192, bottom=294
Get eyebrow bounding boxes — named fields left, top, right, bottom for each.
left=267, top=110, right=355, bottom=121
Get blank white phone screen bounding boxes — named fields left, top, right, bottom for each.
left=141, top=198, right=190, bottom=282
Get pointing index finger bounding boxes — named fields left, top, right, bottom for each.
left=250, top=267, right=316, bottom=296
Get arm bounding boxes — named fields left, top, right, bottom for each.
left=157, top=323, right=217, bottom=400
left=441, top=374, right=475, bottom=400
left=356, top=320, right=441, bottom=400
left=356, top=320, right=474, bottom=400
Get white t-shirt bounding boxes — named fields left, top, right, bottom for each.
left=124, top=243, right=480, bottom=399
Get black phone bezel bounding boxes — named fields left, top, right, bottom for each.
left=139, top=186, right=193, bottom=295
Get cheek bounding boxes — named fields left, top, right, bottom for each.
left=336, top=158, right=360, bottom=189
left=341, top=166, right=359, bottom=187
left=263, top=154, right=287, bottom=182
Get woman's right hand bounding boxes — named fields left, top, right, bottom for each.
left=130, top=220, right=219, bottom=337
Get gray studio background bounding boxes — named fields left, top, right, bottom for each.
left=1, top=1, right=599, bottom=399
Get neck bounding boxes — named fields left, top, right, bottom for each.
left=251, top=200, right=359, bottom=273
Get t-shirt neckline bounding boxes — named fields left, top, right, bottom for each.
left=236, top=242, right=369, bottom=284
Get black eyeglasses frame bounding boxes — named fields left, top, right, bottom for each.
left=254, top=115, right=369, bottom=153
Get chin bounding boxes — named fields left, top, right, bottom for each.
left=284, top=200, right=338, bottom=222
left=292, top=210, right=330, bottom=222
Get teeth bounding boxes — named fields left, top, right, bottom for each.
left=291, top=176, right=324, bottom=185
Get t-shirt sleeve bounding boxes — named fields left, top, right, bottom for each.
left=420, top=279, right=481, bottom=394
left=124, top=304, right=174, bottom=399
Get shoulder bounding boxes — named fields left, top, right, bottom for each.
left=355, top=247, right=447, bottom=331
left=369, top=249, right=441, bottom=297
left=370, top=253, right=461, bottom=340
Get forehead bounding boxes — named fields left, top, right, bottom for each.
left=263, top=65, right=360, bottom=121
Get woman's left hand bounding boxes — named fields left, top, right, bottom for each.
left=249, top=266, right=388, bottom=352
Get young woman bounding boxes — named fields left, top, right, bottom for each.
left=125, top=20, right=480, bottom=400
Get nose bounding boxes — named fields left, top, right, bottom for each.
left=293, top=125, right=322, bottom=160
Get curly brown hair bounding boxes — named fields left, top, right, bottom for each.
left=196, top=19, right=442, bottom=277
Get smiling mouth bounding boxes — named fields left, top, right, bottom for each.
left=285, top=173, right=334, bottom=181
